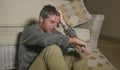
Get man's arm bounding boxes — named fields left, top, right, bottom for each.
left=20, top=24, right=89, bottom=54
left=20, top=24, right=70, bottom=48
left=56, top=8, right=90, bottom=55
left=56, top=8, right=76, bottom=37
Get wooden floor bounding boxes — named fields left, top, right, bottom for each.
left=98, top=35, right=120, bottom=70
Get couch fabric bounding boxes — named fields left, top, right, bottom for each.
left=87, top=49, right=116, bottom=70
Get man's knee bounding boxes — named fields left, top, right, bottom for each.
left=43, top=45, right=63, bottom=57
left=46, top=45, right=62, bottom=53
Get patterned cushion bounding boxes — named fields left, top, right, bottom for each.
left=87, top=49, right=117, bottom=70
left=59, top=0, right=92, bottom=27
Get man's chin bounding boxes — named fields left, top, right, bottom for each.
left=47, top=31, right=53, bottom=33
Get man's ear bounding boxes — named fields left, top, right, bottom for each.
left=39, top=16, right=43, bottom=23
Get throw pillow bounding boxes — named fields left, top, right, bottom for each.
left=59, top=0, right=92, bottom=27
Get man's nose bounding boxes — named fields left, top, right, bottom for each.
left=53, top=23, right=57, bottom=28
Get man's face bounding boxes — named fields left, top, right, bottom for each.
left=40, top=15, right=60, bottom=33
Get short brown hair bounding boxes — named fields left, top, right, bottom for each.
left=40, top=5, right=60, bottom=19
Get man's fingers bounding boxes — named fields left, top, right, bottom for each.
left=84, top=47, right=90, bottom=55
left=76, top=45, right=82, bottom=53
left=78, top=45, right=90, bottom=55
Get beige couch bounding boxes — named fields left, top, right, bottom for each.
left=0, top=0, right=116, bottom=70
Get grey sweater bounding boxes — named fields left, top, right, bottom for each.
left=18, top=23, right=76, bottom=70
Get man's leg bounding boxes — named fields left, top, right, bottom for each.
left=64, top=49, right=88, bottom=70
left=29, top=45, right=68, bottom=70
left=64, top=49, right=76, bottom=70
left=72, top=49, right=88, bottom=70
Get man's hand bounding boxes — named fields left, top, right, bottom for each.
left=69, top=37, right=90, bottom=55
left=76, top=45, right=90, bottom=55
left=56, top=8, right=68, bottom=30
left=56, top=8, right=65, bottom=23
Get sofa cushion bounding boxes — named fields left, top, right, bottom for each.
left=0, top=27, right=24, bottom=45
left=59, top=0, right=92, bottom=27
left=73, top=28, right=90, bottom=41
left=87, top=49, right=116, bottom=70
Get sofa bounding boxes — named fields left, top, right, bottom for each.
left=0, top=0, right=117, bottom=70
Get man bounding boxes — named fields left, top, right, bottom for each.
left=18, top=5, right=90, bottom=70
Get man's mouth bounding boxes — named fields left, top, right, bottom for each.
left=49, top=28, right=54, bottom=32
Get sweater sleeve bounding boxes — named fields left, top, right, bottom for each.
left=65, top=28, right=77, bottom=48
left=65, top=28, right=77, bottom=37
left=20, top=24, right=70, bottom=48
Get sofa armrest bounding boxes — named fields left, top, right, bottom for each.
left=77, top=14, right=105, bottom=51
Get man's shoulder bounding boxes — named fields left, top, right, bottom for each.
left=24, top=23, right=40, bottom=31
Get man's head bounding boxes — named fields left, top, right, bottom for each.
left=39, top=5, right=60, bottom=33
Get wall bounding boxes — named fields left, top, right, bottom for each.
left=84, top=0, right=120, bottom=38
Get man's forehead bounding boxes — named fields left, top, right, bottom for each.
left=48, top=15, right=60, bottom=21
left=48, top=15, right=59, bottom=18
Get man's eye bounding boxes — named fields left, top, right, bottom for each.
left=50, top=21, right=55, bottom=24
left=57, top=24, right=59, bottom=27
